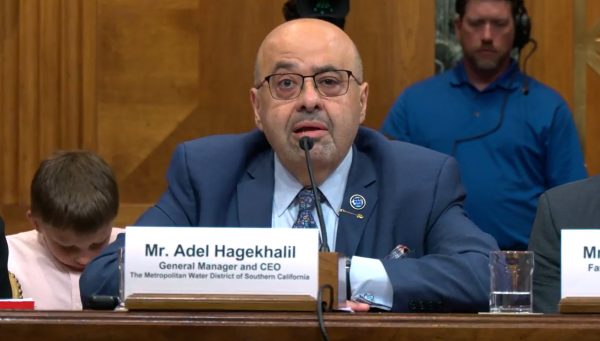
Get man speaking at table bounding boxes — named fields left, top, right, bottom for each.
left=81, top=18, right=498, bottom=313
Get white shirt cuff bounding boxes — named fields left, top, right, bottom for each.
left=349, top=256, right=393, bottom=310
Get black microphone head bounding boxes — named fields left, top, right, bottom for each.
left=299, top=136, right=314, bottom=151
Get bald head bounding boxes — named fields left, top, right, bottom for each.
left=253, top=19, right=363, bottom=85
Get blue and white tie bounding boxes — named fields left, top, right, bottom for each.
left=293, top=188, right=318, bottom=228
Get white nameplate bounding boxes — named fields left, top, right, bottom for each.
left=561, top=229, right=600, bottom=298
left=124, top=226, right=319, bottom=299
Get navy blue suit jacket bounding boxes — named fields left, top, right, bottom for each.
left=80, top=127, right=498, bottom=312
left=0, top=216, right=11, bottom=299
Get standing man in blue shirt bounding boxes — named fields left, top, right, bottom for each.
left=381, top=0, right=587, bottom=250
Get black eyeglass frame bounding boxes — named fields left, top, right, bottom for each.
left=255, top=69, right=362, bottom=100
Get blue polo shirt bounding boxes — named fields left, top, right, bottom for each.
left=381, top=60, right=587, bottom=250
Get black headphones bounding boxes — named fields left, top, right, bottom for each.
left=513, top=0, right=531, bottom=50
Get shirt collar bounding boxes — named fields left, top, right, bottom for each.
left=450, top=58, right=521, bottom=91
left=273, top=148, right=353, bottom=217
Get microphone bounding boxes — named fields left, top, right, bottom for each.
left=299, top=136, right=330, bottom=252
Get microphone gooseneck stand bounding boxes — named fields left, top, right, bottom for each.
left=299, top=136, right=332, bottom=341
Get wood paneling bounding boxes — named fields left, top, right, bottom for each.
left=0, top=0, right=19, bottom=207
left=525, top=0, right=574, bottom=109
left=96, top=0, right=204, bottom=204
left=525, top=0, right=599, bottom=175
left=1, top=0, right=94, bottom=233
left=347, top=0, right=435, bottom=128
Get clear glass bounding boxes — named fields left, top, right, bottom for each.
left=489, top=251, right=534, bottom=313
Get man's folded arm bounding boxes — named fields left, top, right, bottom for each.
left=382, top=237, right=496, bottom=312
left=383, top=157, right=499, bottom=312
left=80, top=233, right=125, bottom=307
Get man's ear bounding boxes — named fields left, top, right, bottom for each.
left=250, top=88, right=264, bottom=130
left=358, top=82, right=368, bottom=124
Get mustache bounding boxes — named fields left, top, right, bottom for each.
left=478, top=42, right=497, bottom=52
left=289, top=112, right=330, bottom=129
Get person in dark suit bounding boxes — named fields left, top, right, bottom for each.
left=528, top=175, right=600, bottom=313
left=0, top=216, right=12, bottom=298
left=80, top=18, right=498, bottom=312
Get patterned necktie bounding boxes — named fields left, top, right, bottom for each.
left=293, top=188, right=318, bottom=228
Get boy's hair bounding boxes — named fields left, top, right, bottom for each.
left=30, top=150, right=119, bottom=234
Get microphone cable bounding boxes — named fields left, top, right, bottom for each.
left=451, top=89, right=510, bottom=156
left=520, top=38, right=537, bottom=95
left=316, top=284, right=334, bottom=341
left=451, top=39, right=536, bottom=156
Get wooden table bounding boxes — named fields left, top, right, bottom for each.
left=1, top=310, right=600, bottom=340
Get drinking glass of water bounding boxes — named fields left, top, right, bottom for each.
left=489, top=250, right=534, bottom=313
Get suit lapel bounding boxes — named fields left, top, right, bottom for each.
left=336, top=148, right=377, bottom=256
left=236, top=151, right=274, bottom=228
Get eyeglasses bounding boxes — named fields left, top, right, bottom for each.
left=255, top=70, right=361, bottom=100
